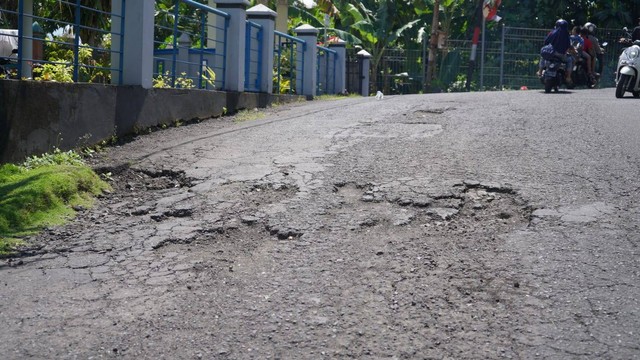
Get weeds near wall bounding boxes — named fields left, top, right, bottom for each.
left=153, top=67, right=216, bottom=89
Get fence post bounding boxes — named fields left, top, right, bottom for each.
left=110, top=0, right=123, bottom=85
left=294, top=24, right=319, bottom=98
left=329, top=39, right=346, bottom=94
left=294, top=37, right=304, bottom=95
left=18, top=0, right=34, bottom=79
left=177, top=33, right=191, bottom=79
left=357, top=49, right=371, bottom=97
left=247, top=4, right=276, bottom=93
left=32, top=22, right=44, bottom=62
left=216, top=0, right=250, bottom=92
left=121, top=0, right=154, bottom=88
left=499, top=23, right=505, bottom=89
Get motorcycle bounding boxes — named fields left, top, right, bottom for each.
left=539, top=55, right=573, bottom=93
left=615, top=28, right=640, bottom=98
left=571, top=41, right=607, bottom=89
left=571, top=52, right=596, bottom=88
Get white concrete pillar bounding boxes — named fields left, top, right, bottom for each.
left=294, top=24, right=319, bottom=98
left=207, top=0, right=217, bottom=49
left=215, top=0, right=250, bottom=92
left=121, top=0, right=155, bottom=88
left=276, top=0, right=288, bottom=33
left=358, top=49, right=372, bottom=97
left=247, top=4, right=277, bottom=93
left=177, top=33, right=191, bottom=77
left=329, top=39, right=346, bottom=94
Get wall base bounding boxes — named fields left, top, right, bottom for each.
left=0, top=80, right=301, bottom=163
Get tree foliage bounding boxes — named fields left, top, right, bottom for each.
left=293, top=0, right=640, bottom=48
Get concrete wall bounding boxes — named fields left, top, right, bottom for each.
left=0, top=80, right=301, bottom=163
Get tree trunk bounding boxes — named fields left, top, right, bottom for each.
left=425, top=0, right=440, bottom=91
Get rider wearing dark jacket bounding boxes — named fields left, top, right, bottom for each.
left=544, top=19, right=574, bottom=83
left=545, top=20, right=571, bottom=53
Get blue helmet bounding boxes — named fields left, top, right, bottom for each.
left=555, top=19, right=569, bottom=30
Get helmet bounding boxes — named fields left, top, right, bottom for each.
left=585, top=22, right=596, bottom=33
left=555, top=19, right=569, bottom=30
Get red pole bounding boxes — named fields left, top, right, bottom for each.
left=465, top=0, right=484, bottom=91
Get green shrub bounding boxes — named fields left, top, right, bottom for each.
left=33, top=36, right=111, bottom=83
left=21, top=147, right=85, bottom=170
left=153, top=71, right=195, bottom=89
left=0, top=149, right=111, bottom=255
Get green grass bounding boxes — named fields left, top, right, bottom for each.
left=315, top=94, right=360, bottom=101
left=0, top=152, right=111, bottom=255
left=233, top=109, right=266, bottom=123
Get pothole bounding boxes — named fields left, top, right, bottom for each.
left=414, top=108, right=453, bottom=115
left=332, top=180, right=532, bottom=233
left=132, top=169, right=194, bottom=190
left=100, top=167, right=194, bottom=192
left=350, top=122, right=444, bottom=138
left=264, top=223, right=304, bottom=240
left=219, top=181, right=299, bottom=207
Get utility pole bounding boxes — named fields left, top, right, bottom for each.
left=425, top=0, right=440, bottom=92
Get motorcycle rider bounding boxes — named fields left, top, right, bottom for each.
left=543, top=19, right=574, bottom=84
left=571, top=26, right=594, bottom=82
left=632, top=17, right=640, bottom=42
left=584, top=22, right=604, bottom=76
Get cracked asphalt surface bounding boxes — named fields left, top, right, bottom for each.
left=2, top=89, right=639, bottom=359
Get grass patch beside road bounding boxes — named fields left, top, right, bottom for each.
left=233, top=109, right=266, bottom=123
left=0, top=150, right=111, bottom=255
left=315, top=94, right=360, bottom=101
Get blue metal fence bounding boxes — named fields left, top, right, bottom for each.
left=153, top=0, right=229, bottom=90
left=317, top=45, right=337, bottom=95
left=244, top=20, right=263, bottom=93
left=2, top=2, right=342, bottom=96
left=1, top=0, right=125, bottom=84
left=274, top=30, right=305, bottom=95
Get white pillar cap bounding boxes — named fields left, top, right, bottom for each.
left=247, top=4, right=277, bottom=17
left=357, top=49, right=372, bottom=58
left=295, top=24, right=319, bottom=35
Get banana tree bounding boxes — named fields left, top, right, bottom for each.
left=293, top=0, right=425, bottom=92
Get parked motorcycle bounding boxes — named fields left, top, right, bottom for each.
left=615, top=28, right=640, bottom=98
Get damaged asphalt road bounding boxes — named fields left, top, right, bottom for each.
left=1, top=89, right=639, bottom=359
